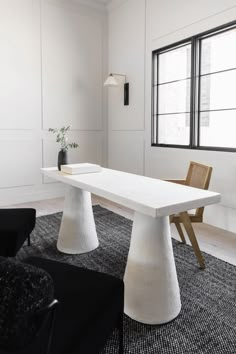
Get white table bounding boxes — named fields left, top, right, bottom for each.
left=41, top=167, right=220, bottom=325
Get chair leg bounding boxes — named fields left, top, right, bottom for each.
left=179, top=212, right=205, bottom=269
left=174, top=222, right=186, bottom=244
left=27, top=234, right=31, bottom=247
left=118, top=312, right=123, bottom=354
left=46, top=304, right=57, bottom=354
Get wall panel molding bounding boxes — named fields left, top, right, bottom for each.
left=41, top=0, right=103, bottom=131
left=0, top=0, right=40, bottom=130
left=0, top=139, right=41, bottom=189
left=0, top=0, right=107, bottom=206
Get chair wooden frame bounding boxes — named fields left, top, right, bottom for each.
left=168, top=161, right=213, bottom=269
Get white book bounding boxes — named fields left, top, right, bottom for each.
left=61, top=163, right=102, bottom=175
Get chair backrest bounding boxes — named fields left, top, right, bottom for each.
left=185, top=161, right=213, bottom=218
left=0, top=258, right=57, bottom=354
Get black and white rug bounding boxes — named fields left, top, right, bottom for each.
left=16, top=205, right=236, bottom=354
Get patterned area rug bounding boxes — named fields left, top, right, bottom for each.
left=17, top=205, right=236, bottom=354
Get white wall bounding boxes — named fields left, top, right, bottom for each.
left=0, top=0, right=107, bottom=205
left=108, top=0, right=145, bottom=174
left=2, top=0, right=236, bottom=234
left=108, top=0, right=236, bottom=233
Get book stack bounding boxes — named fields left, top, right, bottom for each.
left=61, top=163, right=102, bottom=175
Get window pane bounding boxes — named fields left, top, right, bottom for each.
left=159, top=79, right=190, bottom=114
left=199, top=110, right=236, bottom=148
left=200, top=70, right=236, bottom=111
left=159, top=44, right=191, bottom=83
left=158, top=114, right=190, bottom=145
left=201, top=27, right=236, bottom=75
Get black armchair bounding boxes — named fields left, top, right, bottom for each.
left=25, top=257, right=124, bottom=354
left=0, top=256, right=124, bottom=354
left=0, top=257, right=57, bottom=354
left=0, top=208, right=36, bottom=257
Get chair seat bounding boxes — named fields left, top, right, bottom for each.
left=0, top=209, right=36, bottom=256
left=24, top=256, right=124, bottom=354
left=171, top=214, right=203, bottom=223
left=0, top=209, right=36, bottom=233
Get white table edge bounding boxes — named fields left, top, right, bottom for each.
left=41, top=168, right=221, bottom=218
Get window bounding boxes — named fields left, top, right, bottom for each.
left=152, top=21, right=236, bottom=151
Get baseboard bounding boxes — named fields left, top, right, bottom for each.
left=0, top=183, right=65, bottom=207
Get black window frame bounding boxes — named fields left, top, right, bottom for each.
left=152, top=20, right=236, bottom=153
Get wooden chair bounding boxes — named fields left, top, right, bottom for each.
left=167, top=161, right=213, bottom=269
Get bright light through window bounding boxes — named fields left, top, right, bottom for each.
left=152, top=23, right=236, bottom=151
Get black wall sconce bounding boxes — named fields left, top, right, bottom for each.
left=104, top=73, right=129, bottom=106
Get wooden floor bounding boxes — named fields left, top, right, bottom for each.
left=4, top=196, right=236, bottom=266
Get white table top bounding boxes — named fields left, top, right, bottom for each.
left=42, top=167, right=221, bottom=218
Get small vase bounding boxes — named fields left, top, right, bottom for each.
left=58, top=150, right=68, bottom=171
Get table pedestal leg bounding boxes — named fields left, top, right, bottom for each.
left=124, top=211, right=181, bottom=324
left=57, top=185, right=99, bottom=254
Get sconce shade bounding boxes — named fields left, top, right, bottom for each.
left=104, top=72, right=129, bottom=106
left=104, top=74, right=119, bottom=86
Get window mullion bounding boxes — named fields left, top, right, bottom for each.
left=156, top=55, right=159, bottom=144
left=196, top=38, right=202, bottom=148
left=190, top=37, right=197, bottom=148
left=190, top=37, right=201, bottom=148
left=151, top=52, right=155, bottom=144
